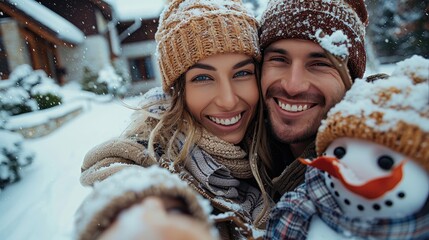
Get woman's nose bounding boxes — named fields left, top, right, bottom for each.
left=214, top=79, right=239, bottom=110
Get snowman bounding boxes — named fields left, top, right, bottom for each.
left=270, top=55, right=429, bottom=240
left=301, top=137, right=429, bottom=240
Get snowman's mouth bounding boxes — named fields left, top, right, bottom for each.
left=300, top=156, right=406, bottom=199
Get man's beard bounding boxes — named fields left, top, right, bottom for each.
left=265, top=99, right=327, bottom=145
left=268, top=114, right=318, bottom=145
left=263, top=84, right=334, bottom=145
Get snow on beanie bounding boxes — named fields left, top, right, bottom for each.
left=259, top=0, right=368, bottom=80
left=316, top=55, right=429, bottom=171
left=74, top=166, right=214, bottom=240
left=156, top=0, right=260, bottom=92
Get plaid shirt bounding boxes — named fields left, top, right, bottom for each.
left=265, top=167, right=429, bottom=240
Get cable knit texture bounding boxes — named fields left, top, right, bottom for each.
left=198, top=129, right=252, bottom=179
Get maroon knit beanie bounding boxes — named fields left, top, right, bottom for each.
left=259, top=0, right=368, bottom=80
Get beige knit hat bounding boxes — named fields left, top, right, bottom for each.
left=155, top=0, right=260, bottom=92
left=316, top=55, right=429, bottom=171
left=259, top=0, right=368, bottom=80
left=74, top=166, right=214, bottom=240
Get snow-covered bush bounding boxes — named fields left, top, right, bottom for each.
left=98, top=65, right=129, bottom=96
left=0, top=87, right=38, bottom=116
left=30, top=81, right=62, bottom=110
left=0, top=111, right=8, bottom=128
left=14, top=67, right=63, bottom=110
left=0, top=65, right=63, bottom=116
left=81, top=67, right=105, bottom=95
left=0, top=130, right=34, bottom=191
left=81, top=65, right=129, bottom=97
left=113, top=59, right=131, bottom=87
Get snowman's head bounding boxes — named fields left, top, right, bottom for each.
left=308, top=56, right=429, bottom=219
left=315, top=137, right=429, bottom=218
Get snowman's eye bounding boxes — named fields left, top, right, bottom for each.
left=333, top=147, right=346, bottom=159
left=378, top=155, right=394, bottom=170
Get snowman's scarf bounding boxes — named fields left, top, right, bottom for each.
left=266, top=167, right=429, bottom=240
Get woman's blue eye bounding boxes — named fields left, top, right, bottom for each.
left=192, top=75, right=211, bottom=82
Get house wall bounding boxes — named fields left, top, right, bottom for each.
left=120, top=18, right=159, bottom=43
left=0, top=19, right=31, bottom=71
left=58, top=35, right=111, bottom=84
left=121, top=40, right=161, bottom=94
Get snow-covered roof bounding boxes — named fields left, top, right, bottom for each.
left=6, top=0, right=85, bottom=44
left=104, top=0, right=166, bottom=21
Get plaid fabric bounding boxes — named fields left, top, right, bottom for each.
left=264, top=181, right=313, bottom=240
left=265, top=167, right=429, bottom=240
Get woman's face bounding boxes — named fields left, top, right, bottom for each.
left=185, top=53, right=259, bottom=144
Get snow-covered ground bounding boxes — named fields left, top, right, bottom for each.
left=0, top=65, right=395, bottom=240
left=0, top=87, right=143, bottom=240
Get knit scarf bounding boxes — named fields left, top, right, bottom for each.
left=197, top=129, right=253, bottom=179
left=176, top=130, right=264, bottom=223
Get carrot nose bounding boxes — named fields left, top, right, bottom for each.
left=299, top=156, right=341, bottom=178
left=300, top=156, right=405, bottom=199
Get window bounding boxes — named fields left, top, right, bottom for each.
left=0, top=30, right=10, bottom=80
left=128, top=56, right=155, bottom=82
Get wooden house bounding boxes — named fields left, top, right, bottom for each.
left=0, top=0, right=163, bottom=94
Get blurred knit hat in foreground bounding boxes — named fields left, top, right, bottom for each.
left=259, top=0, right=368, bottom=80
left=156, top=0, right=260, bottom=92
left=316, top=55, right=429, bottom=171
left=74, top=166, right=214, bottom=240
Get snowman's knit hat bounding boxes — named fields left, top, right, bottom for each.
left=156, top=0, right=260, bottom=93
left=316, top=55, right=429, bottom=171
left=259, top=0, right=368, bottom=80
left=74, top=166, right=214, bottom=240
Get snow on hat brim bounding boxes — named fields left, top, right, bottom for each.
left=74, top=166, right=213, bottom=240
left=316, top=55, right=429, bottom=171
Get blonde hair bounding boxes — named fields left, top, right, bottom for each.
left=146, top=75, right=200, bottom=166
left=248, top=69, right=273, bottom=225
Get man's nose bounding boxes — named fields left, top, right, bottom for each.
left=281, top=63, right=310, bottom=96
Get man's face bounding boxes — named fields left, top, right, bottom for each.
left=261, top=39, right=345, bottom=145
